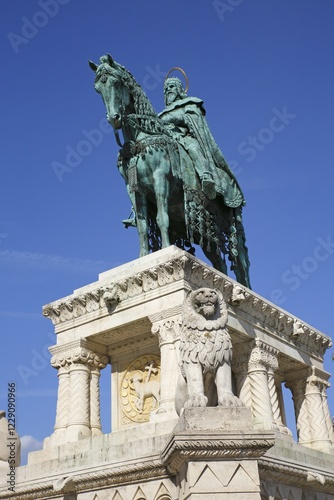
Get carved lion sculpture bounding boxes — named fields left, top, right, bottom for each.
left=175, top=287, right=243, bottom=414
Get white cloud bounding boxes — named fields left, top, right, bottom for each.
left=20, top=435, right=43, bottom=465
left=0, top=249, right=112, bottom=274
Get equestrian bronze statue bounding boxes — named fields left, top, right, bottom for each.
left=89, top=54, right=251, bottom=288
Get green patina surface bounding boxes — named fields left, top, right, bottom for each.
left=89, top=54, right=251, bottom=288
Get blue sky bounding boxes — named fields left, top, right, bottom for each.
left=1, top=1, right=334, bottom=464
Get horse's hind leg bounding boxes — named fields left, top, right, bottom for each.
left=203, top=246, right=228, bottom=275
left=233, top=208, right=251, bottom=288
left=154, top=167, right=170, bottom=248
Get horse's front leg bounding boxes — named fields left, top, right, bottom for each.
left=153, top=160, right=170, bottom=248
left=126, top=186, right=149, bottom=257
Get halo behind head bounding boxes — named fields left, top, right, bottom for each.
left=164, top=66, right=189, bottom=93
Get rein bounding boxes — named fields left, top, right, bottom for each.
left=114, top=130, right=123, bottom=148
left=126, top=114, right=172, bottom=137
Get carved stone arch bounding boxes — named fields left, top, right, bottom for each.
left=153, top=482, right=172, bottom=500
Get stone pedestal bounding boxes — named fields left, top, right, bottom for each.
left=162, top=407, right=275, bottom=499
left=1, top=247, right=334, bottom=500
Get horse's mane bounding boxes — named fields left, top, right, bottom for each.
left=114, top=63, right=157, bottom=117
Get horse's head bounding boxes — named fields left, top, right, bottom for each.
left=89, top=54, right=131, bottom=129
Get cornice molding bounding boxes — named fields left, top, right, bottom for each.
left=259, top=457, right=334, bottom=495
left=0, top=458, right=167, bottom=499
left=41, top=253, right=331, bottom=358
left=161, top=431, right=275, bottom=475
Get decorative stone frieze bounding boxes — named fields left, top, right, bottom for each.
left=259, top=458, right=334, bottom=496
left=42, top=252, right=332, bottom=365
left=228, top=285, right=332, bottom=358
left=43, top=290, right=104, bottom=325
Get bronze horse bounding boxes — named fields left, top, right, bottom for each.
left=89, top=54, right=250, bottom=288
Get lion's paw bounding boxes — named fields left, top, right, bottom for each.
left=218, top=392, right=244, bottom=408
left=185, top=393, right=208, bottom=408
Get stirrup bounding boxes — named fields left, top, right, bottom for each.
left=122, top=217, right=136, bottom=228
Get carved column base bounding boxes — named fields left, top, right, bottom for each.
left=161, top=407, right=275, bottom=499
left=252, top=419, right=280, bottom=432
left=150, top=405, right=178, bottom=424
left=299, top=439, right=334, bottom=454
left=65, top=425, right=92, bottom=442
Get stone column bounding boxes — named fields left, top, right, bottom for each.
left=67, top=360, right=91, bottom=441
left=320, top=372, right=334, bottom=445
left=45, top=340, right=108, bottom=447
left=90, top=366, right=104, bottom=437
left=303, top=367, right=333, bottom=452
left=267, top=364, right=291, bottom=436
left=151, top=316, right=180, bottom=417
left=52, top=364, right=70, bottom=435
left=247, top=339, right=279, bottom=431
left=285, top=373, right=311, bottom=446
left=232, top=343, right=252, bottom=409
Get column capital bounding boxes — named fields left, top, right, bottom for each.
left=150, top=315, right=181, bottom=345
left=306, top=366, right=331, bottom=392
left=248, top=339, right=279, bottom=371
left=50, top=339, right=109, bottom=369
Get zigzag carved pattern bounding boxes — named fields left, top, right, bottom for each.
left=237, top=373, right=252, bottom=409
left=306, top=393, right=328, bottom=441
left=286, top=380, right=311, bottom=443
left=90, top=370, right=101, bottom=429
left=69, top=369, right=90, bottom=424
left=296, top=396, right=311, bottom=443
left=55, top=371, right=70, bottom=429
left=249, top=370, right=272, bottom=423
left=268, top=373, right=282, bottom=424
left=322, top=393, right=334, bottom=442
